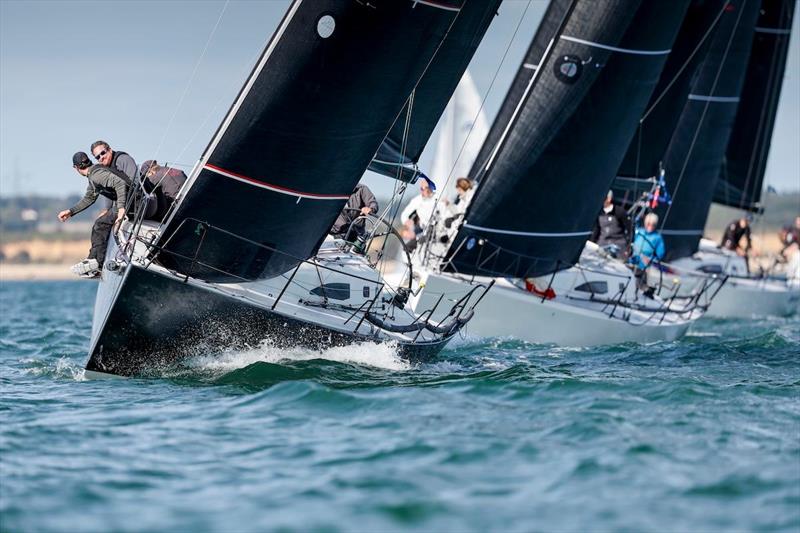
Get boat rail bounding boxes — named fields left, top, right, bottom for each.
left=437, top=234, right=724, bottom=325
left=117, top=215, right=491, bottom=341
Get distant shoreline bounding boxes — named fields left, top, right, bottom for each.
left=0, top=264, right=75, bottom=281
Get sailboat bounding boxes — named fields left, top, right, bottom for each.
left=408, top=0, right=716, bottom=347
left=614, top=0, right=798, bottom=318
left=84, top=0, right=497, bottom=378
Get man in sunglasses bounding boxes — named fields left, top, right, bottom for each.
left=57, top=152, right=131, bottom=277
left=90, top=140, right=138, bottom=217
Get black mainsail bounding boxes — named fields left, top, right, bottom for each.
left=467, top=0, right=572, bottom=183
left=444, top=0, right=690, bottom=279
left=368, top=0, right=501, bottom=183
left=714, top=0, right=796, bottom=212
left=156, top=0, right=464, bottom=281
left=628, top=0, right=760, bottom=261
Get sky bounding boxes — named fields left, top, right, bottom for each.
left=0, top=0, right=798, bottom=200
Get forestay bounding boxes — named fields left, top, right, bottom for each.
left=445, top=0, right=690, bottom=279
left=367, top=0, right=501, bottom=183
left=156, top=0, right=463, bottom=281
left=714, top=0, right=795, bottom=212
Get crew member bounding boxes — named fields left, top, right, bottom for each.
left=330, top=183, right=379, bottom=242
left=590, top=190, right=632, bottom=258
left=720, top=216, right=751, bottom=256
left=630, top=212, right=665, bottom=297
left=58, top=152, right=130, bottom=277
left=139, top=160, right=188, bottom=219
left=400, top=177, right=437, bottom=247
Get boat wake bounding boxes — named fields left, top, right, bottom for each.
left=181, top=339, right=412, bottom=375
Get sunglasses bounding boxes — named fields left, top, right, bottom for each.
left=93, top=149, right=108, bottom=160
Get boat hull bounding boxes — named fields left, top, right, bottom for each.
left=414, top=272, right=693, bottom=346
left=705, top=276, right=800, bottom=318
left=87, top=263, right=447, bottom=378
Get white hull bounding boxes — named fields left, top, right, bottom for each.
left=669, top=239, right=800, bottom=318
left=411, top=270, right=695, bottom=347
left=706, top=276, right=800, bottom=318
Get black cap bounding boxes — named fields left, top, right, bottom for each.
left=139, top=160, right=156, bottom=178
left=72, top=151, right=92, bottom=169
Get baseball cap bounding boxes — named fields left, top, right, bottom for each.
left=72, top=152, right=92, bottom=168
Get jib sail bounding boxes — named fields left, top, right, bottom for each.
left=156, top=0, right=464, bottom=282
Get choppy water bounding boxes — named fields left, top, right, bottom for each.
left=1, top=280, right=798, bottom=532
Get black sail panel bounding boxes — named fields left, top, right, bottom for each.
left=446, top=0, right=690, bottom=279
left=714, top=0, right=795, bottom=211
left=657, top=0, right=761, bottom=260
left=157, top=0, right=463, bottom=281
left=616, top=0, right=729, bottom=189
left=368, top=0, right=502, bottom=183
left=468, top=0, right=573, bottom=182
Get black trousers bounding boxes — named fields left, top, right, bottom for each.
left=88, top=210, right=117, bottom=264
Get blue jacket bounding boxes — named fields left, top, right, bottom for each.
left=631, top=228, right=665, bottom=269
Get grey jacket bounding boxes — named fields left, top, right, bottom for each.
left=330, top=184, right=379, bottom=235
left=69, top=165, right=130, bottom=216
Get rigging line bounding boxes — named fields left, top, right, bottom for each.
left=152, top=0, right=231, bottom=161
left=661, top=0, right=747, bottom=230
left=639, top=0, right=731, bottom=124
left=170, top=45, right=263, bottom=169
left=423, top=0, right=535, bottom=234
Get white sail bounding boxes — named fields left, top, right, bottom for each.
left=430, top=70, right=488, bottom=187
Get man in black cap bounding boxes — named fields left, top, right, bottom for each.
left=720, top=216, right=752, bottom=257
left=58, top=152, right=131, bottom=277
left=590, top=190, right=632, bottom=259
left=138, top=160, right=187, bottom=219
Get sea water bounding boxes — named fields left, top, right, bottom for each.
left=1, top=281, right=798, bottom=532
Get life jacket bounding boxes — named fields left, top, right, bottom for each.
left=87, top=165, right=131, bottom=202
left=110, top=151, right=133, bottom=178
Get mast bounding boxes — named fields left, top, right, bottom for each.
left=429, top=71, right=489, bottom=187
left=155, top=0, right=465, bottom=282
left=444, top=0, right=690, bottom=279
left=714, top=0, right=796, bottom=212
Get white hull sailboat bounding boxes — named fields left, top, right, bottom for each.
left=84, top=1, right=498, bottom=378
left=405, top=1, right=705, bottom=347
left=411, top=243, right=702, bottom=346
left=666, top=239, right=800, bottom=318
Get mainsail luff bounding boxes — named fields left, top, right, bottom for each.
left=714, top=0, right=796, bottom=212
left=655, top=0, right=761, bottom=260
left=445, top=0, right=690, bottom=279
left=156, top=0, right=464, bottom=282
left=367, top=0, right=502, bottom=183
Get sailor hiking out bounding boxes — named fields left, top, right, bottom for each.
left=138, top=160, right=188, bottom=220
left=58, top=152, right=131, bottom=277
